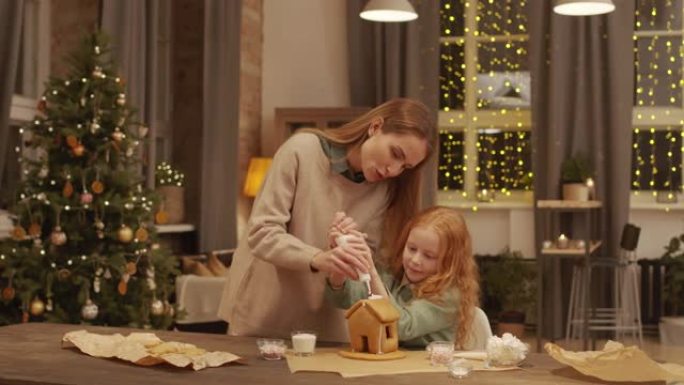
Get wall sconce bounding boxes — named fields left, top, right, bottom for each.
left=553, top=0, right=615, bottom=16
left=360, top=0, right=418, bottom=22
left=243, top=157, right=272, bottom=198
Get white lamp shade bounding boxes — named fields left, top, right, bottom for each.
left=360, top=0, right=418, bottom=22
left=553, top=0, right=615, bottom=16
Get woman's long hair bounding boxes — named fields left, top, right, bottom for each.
left=388, top=206, right=480, bottom=349
left=306, top=98, right=437, bottom=255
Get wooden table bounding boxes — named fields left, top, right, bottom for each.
left=0, top=323, right=661, bottom=385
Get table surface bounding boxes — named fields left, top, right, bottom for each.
left=0, top=323, right=663, bottom=385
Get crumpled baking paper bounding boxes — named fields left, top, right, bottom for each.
left=62, top=329, right=241, bottom=371
left=545, top=340, right=684, bottom=383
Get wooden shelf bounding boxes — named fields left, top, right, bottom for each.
left=541, top=241, right=602, bottom=256
left=537, top=200, right=602, bottom=209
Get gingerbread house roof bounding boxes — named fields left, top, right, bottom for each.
left=344, top=298, right=400, bottom=323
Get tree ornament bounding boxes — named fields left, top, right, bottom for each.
left=164, top=301, right=174, bottom=317
left=93, top=277, right=101, bottom=293
left=125, top=147, right=134, bottom=158
left=72, top=144, right=85, bottom=157
left=138, top=125, right=149, bottom=138
left=92, top=66, right=103, bottom=78
left=11, top=225, right=27, bottom=241
left=37, top=99, right=47, bottom=113
left=80, top=97, right=86, bottom=107
left=90, top=120, right=100, bottom=134
left=150, top=299, right=164, bottom=316
left=38, top=166, right=48, bottom=179
left=1, top=286, right=15, bottom=301
left=104, top=268, right=112, bottom=280
left=80, top=192, right=93, bottom=204
left=135, top=227, right=149, bottom=242
left=94, top=45, right=100, bottom=54
left=117, top=278, right=128, bottom=296
left=154, top=210, right=169, bottom=225
left=57, top=268, right=71, bottom=281
left=124, top=202, right=134, bottom=210
left=118, top=225, right=133, bottom=243
left=50, top=226, right=67, bottom=246
left=28, top=222, right=41, bottom=238
left=81, top=299, right=99, bottom=320
left=62, top=181, right=74, bottom=198
left=125, top=261, right=137, bottom=275
left=112, top=129, right=124, bottom=142
left=29, top=298, right=45, bottom=316
left=66, top=135, right=79, bottom=148
left=91, top=180, right=104, bottom=194
left=46, top=298, right=53, bottom=312
left=116, top=93, right=126, bottom=106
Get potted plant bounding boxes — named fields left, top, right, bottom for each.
left=155, top=162, right=186, bottom=224
left=561, top=154, right=593, bottom=201
left=660, top=233, right=684, bottom=346
left=481, top=249, right=537, bottom=338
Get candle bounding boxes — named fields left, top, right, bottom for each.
left=586, top=178, right=595, bottom=200
left=557, top=234, right=569, bottom=249
left=542, top=240, right=552, bottom=249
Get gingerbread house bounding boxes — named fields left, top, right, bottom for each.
left=344, top=297, right=400, bottom=354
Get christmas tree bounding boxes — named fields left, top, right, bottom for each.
left=0, top=33, right=178, bottom=328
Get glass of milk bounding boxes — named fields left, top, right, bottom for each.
left=291, top=330, right=317, bottom=356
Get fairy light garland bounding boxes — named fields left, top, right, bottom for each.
left=439, top=0, right=530, bottom=199
left=632, top=0, right=683, bottom=199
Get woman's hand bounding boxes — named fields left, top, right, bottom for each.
left=313, top=229, right=372, bottom=278
left=327, top=211, right=360, bottom=248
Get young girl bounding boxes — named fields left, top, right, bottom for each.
left=325, top=206, right=480, bottom=348
left=219, top=98, right=437, bottom=342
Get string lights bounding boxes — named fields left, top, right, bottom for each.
left=438, top=0, right=531, bottom=198
left=632, top=0, right=683, bottom=198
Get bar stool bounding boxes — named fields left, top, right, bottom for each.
left=565, top=224, right=643, bottom=345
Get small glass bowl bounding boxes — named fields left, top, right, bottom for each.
left=448, top=359, right=473, bottom=379
left=256, top=338, right=286, bottom=360
left=426, top=341, right=454, bottom=366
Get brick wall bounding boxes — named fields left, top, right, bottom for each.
left=238, top=0, right=263, bottom=233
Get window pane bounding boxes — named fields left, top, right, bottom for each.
left=477, top=129, right=532, bottom=190
left=477, top=0, right=528, bottom=36
left=477, top=41, right=530, bottom=110
left=634, top=37, right=683, bottom=107
left=440, top=0, right=465, bottom=37
left=440, top=42, right=465, bottom=110
left=631, top=127, right=683, bottom=191
left=636, top=0, right=682, bottom=31
left=438, top=130, right=465, bottom=190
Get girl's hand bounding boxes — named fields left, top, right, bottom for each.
left=328, top=211, right=360, bottom=248
left=327, top=272, right=346, bottom=289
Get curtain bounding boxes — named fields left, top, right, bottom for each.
left=200, top=0, right=241, bottom=251
left=347, top=0, right=439, bottom=209
left=529, top=0, right=634, bottom=339
left=0, top=0, right=24, bottom=195
left=101, top=0, right=160, bottom=189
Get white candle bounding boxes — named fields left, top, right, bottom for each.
left=557, top=234, right=569, bottom=249
left=586, top=178, right=595, bottom=200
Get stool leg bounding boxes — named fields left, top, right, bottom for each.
left=631, top=265, right=644, bottom=346
left=566, top=265, right=578, bottom=343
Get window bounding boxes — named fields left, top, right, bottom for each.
left=631, top=0, right=684, bottom=201
left=3, top=0, right=50, bottom=208
left=438, top=0, right=532, bottom=205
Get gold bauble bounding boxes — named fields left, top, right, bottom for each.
left=117, top=225, right=133, bottom=243
left=150, top=299, right=164, bottom=316
left=29, top=298, right=45, bottom=316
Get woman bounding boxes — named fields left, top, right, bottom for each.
left=218, top=98, right=436, bottom=341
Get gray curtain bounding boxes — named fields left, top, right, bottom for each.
left=200, top=0, right=240, bottom=251
left=0, top=0, right=23, bottom=196
left=101, top=0, right=160, bottom=189
left=530, top=0, right=634, bottom=338
left=347, top=0, right=439, bottom=209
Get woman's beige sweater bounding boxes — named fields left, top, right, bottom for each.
left=218, top=133, right=390, bottom=342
